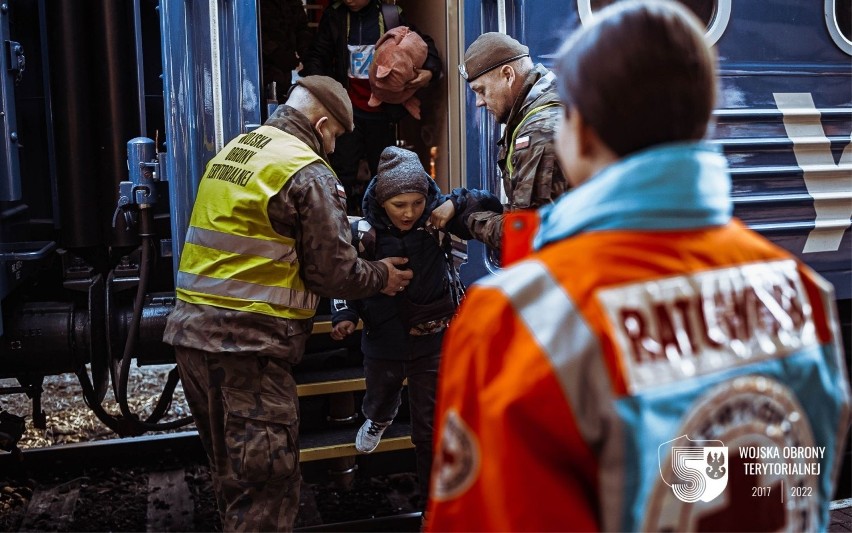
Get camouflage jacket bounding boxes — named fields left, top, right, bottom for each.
left=460, top=64, right=568, bottom=250
left=163, top=106, right=388, bottom=362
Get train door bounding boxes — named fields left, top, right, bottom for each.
left=392, top=1, right=453, bottom=196
left=260, top=1, right=455, bottom=214
left=163, top=0, right=457, bottom=274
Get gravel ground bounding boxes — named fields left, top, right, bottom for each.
left=0, top=365, right=421, bottom=531
left=0, top=365, right=191, bottom=448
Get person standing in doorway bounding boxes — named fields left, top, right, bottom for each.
left=301, top=0, right=442, bottom=215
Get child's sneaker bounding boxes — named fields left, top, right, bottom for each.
left=355, top=419, right=390, bottom=453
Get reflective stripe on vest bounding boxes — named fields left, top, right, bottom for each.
left=185, top=226, right=298, bottom=263
left=505, top=102, right=561, bottom=176
left=177, top=272, right=316, bottom=310
left=177, top=125, right=328, bottom=319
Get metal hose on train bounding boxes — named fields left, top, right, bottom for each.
left=114, top=205, right=191, bottom=434
left=77, top=138, right=192, bottom=437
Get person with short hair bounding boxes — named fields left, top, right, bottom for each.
left=427, top=2, right=851, bottom=531
left=163, top=75, right=414, bottom=532
left=429, top=32, right=568, bottom=251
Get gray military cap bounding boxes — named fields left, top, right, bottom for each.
left=459, top=32, right=530, bottom=82
left=292, top=76, right=354, bottom=132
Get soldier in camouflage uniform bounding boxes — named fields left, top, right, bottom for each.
left=163, top=76, right=413, bottom=532
left=430, top=33, right=568, bottom=251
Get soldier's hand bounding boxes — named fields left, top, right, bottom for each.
left=330, top=320, right=356, bottom=341
left=405, top=69, right=432, bottom=91
left=429, top=199, right=455, bottom=230
left=379, top=256, right=413, bottom=296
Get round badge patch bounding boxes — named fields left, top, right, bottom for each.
left=431, top=409, right=480, bottom=501
left=644, top=375, right=819, bottom=532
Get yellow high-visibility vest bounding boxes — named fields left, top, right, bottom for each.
left=176, top=125, right=331, bottom=319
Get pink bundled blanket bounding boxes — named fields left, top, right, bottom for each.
left=368, top=26, right=428, bottom=119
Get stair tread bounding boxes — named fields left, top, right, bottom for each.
left=295, top=364, right=363, bottom=385
left=300, top=422, right=413, bottom=461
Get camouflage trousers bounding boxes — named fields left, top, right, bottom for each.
left=175, top=346, right=301, bottom=532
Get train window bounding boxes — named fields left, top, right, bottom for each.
left=577, top=0, right=731, bottom=45
left=826, top=0, right=852, bottom=54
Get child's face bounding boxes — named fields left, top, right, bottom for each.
left=382, top=192, right=427, bottom=231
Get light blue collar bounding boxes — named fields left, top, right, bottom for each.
left=534, top=143, right=732, bottom=250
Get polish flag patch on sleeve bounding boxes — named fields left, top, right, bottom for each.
left=514, top=135, right=530, bottom=150
left=335, top=183, right=347, bottom=198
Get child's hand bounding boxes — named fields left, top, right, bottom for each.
left=330, top=320, right=356, bottom=340
left=430, top=199, right=456, bottom=229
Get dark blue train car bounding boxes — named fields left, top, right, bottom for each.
left=460, top=0, right=852, bottom=311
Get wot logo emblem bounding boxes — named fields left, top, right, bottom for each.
left=659, top=435, right=728, bottom=503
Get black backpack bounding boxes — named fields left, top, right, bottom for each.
left=380, top=3, right=401, bottom=30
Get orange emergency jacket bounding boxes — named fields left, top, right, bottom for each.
left=427, top=144, right=851, bottom=531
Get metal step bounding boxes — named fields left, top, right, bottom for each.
left=295, top=347, right=408, bottom=397
left=297, top=364, right=365, bottom=397
left=300, top=422, right=414, bottom=462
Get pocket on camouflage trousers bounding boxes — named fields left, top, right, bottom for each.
left=222, top=387, right=299, bottom=483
